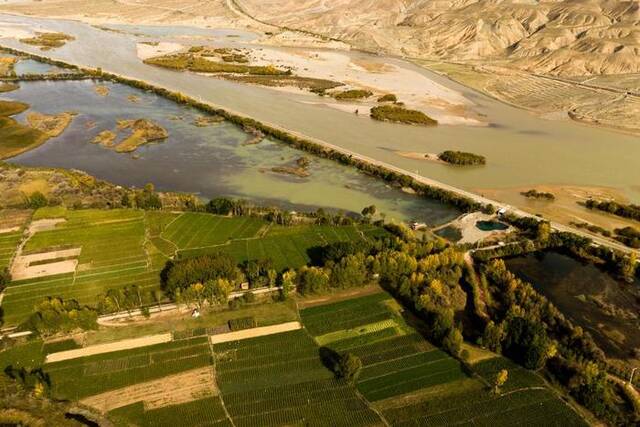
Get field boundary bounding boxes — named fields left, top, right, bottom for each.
left=209, top=321, right=301, bottom=344
left=45, top=333, right=173, bottom=363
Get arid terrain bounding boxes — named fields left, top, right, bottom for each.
left=1, top=0, right=639, bottom=134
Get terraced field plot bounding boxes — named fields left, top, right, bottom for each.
left=162, top=212, right=266, bottom=250
left=381, top=356, right=587, bottom=427
left=0, top=229, right=21, bottom=270
left=301, top=293, right=467, bottom=401
left=213, top=329, right=382, bottom=426
left=44, top=336, right=212, bottom=400
left=2, top=208, right=162, bottom=326
left=301, top=293, right=587, bottom=426
left=0, top=209, right=30, bottom=269
left=110, top=397, right=233, bottom=427
left=169, top=218, right=378, bottom=271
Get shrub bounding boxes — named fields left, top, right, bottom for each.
left=370, top=105, right=437, bottom=126
left=377, top=94, right=397, bottom=103
left=26, top=191, right=48, bottom=209
left=333, top=89, right=372, bottom=100
left=438, top=151, right=486, bottom=166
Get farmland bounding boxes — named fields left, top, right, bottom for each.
left=1, top=208, right=158, bottom=326
left=158, top=212, right=379, bottom=271
left=301, top=293, right=587, bottom=426
left=213, top=329, right=383, bottom=426
left=0, top=208, right=378, bottom=326
left=44, top=336, right=212, bottom=400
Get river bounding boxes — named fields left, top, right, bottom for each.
left=0, top=13, right=638, bottom=206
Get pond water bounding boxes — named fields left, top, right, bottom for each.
left=13, top=58, right=68, bottom=75
left=4, top=79, right=459, bottom=224
left=435, top=226, right=462, bottom=242
left=506, top=252, right=640, bottom=360
left=476, top=220, right=508, bottom=231
left=1, top=14, right=638, bottom=204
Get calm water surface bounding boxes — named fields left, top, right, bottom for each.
left=506, top=252, right=640, bottom=360
left=1, top=14, right=638, bottom=202
left=3, top=80, right=458, bottom=224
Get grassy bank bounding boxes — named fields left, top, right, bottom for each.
left=0, top=100, right=49, bottom=160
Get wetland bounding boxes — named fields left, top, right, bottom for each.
left=506, top=251, right=640, bottom=361
left=1, top=13, right=639, bottom=212
left=2, top=79, right=459, bottom=224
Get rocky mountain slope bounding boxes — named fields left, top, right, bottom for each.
left=238, top=0, right=640, bottom=77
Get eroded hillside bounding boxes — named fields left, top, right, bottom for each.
left=238, top=0, right=640, bottom=77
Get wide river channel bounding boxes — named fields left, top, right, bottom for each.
left=1, top=14, right=639, bottom=205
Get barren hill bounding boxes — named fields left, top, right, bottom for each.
left=237, top=0, right=640, bottom=77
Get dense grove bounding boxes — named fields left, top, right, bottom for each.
left=585, top=199, right=640, bottom=221
left=520, top=189, right=555, bottom=200
left=438, top=150, right=486, bottom=166
left=370, top=105, right=438, bottom=126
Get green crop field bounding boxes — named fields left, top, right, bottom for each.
left=172, top=218, right=378, bottom=271
left=2, top=209, right=162, bottom=326
left=0, top=230, right=21, bottom=269
left=301, top=293, right=587, bottom=426
left=213, top=329, right=382, bottom=426
left=44, top=336, right=211, bottom=400
left=301, top=293, right=466, bottom=401
left=161, top=212, right=266, bottom=249
left=110, top=398, right=233, bottom=427
left=0, top=207, right=383, bottom=326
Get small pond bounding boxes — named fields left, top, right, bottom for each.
left=506, top=251, right=640, bottom=360
left=476, top=220, right=508, bottom=231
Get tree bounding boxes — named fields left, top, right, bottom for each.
left=134, top=183, right=162, bottom=210
left=482, top=321, right=505, bottom=353
left=503, top=317, right=552, bottom=370
left=280, top=269, right=296, bottom=300
left=618, top=252, right=637, bottom=283
left=0, top=267, right=11, bottom=293
left=206, top=198, right=235, bottom=215
left=26, top=191, right=48, bottom=209
left=330, top=253, right=368, bottom=289
left=296, top=266, right=330, bottom=295
left=442, top=328, right=463, bottom=357
left=361, top=205, right=377, bottom=218
left=180, top=282, right=206, bottom=309
left=204, top=278, right=233, bottom=305
left=335, top=353, right=362, bottom=383
left=494, top=369, right=508, bottom=394
left=161, top=253, right=240, bottom=296
left=536, top=221, right=551, bottom=243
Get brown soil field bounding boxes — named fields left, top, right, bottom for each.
left=80, top=366, right=217, bottom=413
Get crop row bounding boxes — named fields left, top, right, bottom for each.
left=162, top=213, right=265, bottom=249
left=108, top=398, right=233, bottom=427
left=395, top=388, right=585, bottom=427
left=45, top=337, right=211, bottom=399
left=0, top=231, right=21, bottom=269
left=358, top=358, right=465, bottom=401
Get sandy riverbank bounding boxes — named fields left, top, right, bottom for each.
left=477, top=185, right=640, bottom=234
